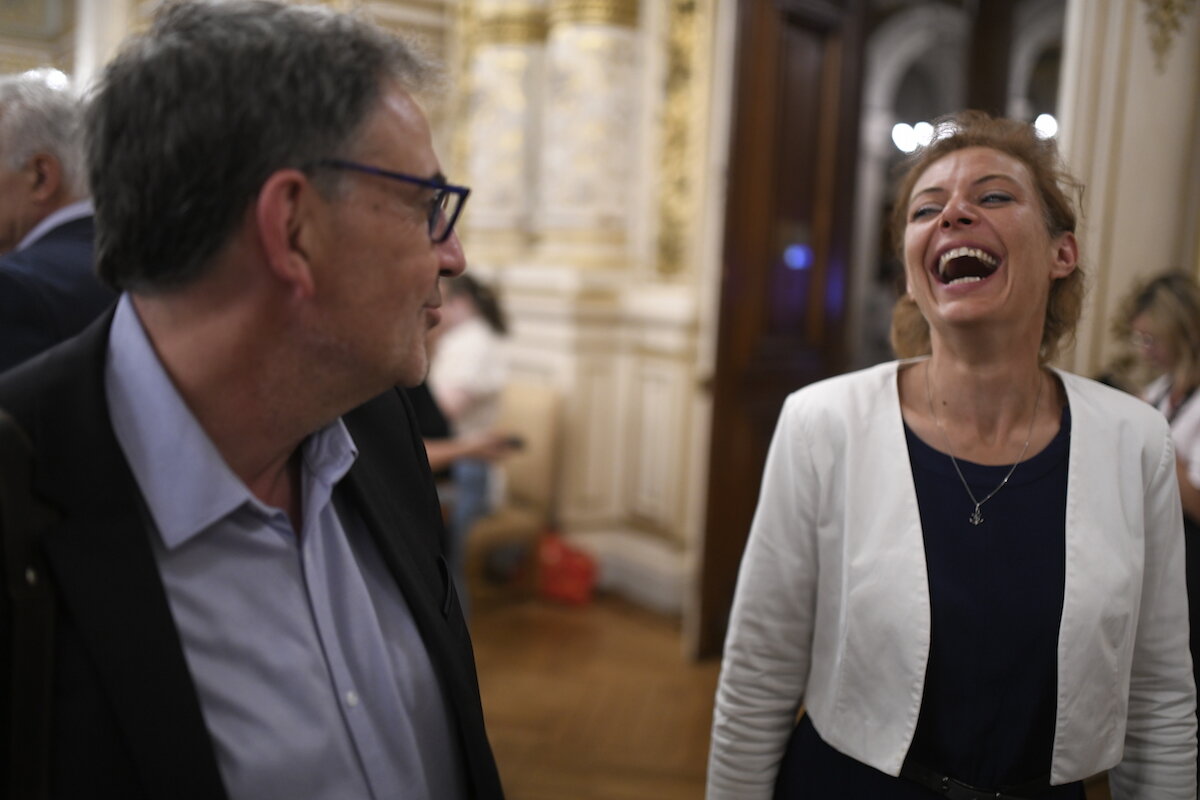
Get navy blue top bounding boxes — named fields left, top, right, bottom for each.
left=774, top=404, right=1083, bottom=799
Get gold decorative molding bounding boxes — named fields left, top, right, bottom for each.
left=0, top=51, right=50, bottom=75
left=549, top=0, right=638, bottom=29
left=538, top=227, right=626, bottom=244
left=132, top=0, right=163, bottom=33
left=478, top=8, right=548, bottom=44
left=449, top=0, right=477, bottom=193
left=0, top=0, right=69, bottom=39
left=1142, top=0, right=1197, bottom=73
left=0, top=0, right=74, bottom=79
left=656, top=0, right=708, bottom=277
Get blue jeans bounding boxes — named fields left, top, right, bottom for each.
left=448, top=458, right=490, bottom=619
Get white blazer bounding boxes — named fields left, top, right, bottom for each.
left=707, top=360, right=1197, bottom=800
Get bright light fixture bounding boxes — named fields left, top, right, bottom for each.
left=892, top=122, right=918, bottom=153
left=22, top=67, right=70, bottom=91
left=913, top=121, right=934, bottom=147
left=1034, top=113, right=1058, bottom=139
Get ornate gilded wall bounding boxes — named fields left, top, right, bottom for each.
left=0, top=0, right=75, bottom=74
left=1, top=2, right=458, bottom=90
left=1, top=0, right=720, bottom=617
left=451, top=0, right=721, bottom=615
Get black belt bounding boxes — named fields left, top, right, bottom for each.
left=900, top=761, right=1053, bottom=800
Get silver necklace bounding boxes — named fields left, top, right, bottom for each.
left=923, top=362, right=1044, bottom=526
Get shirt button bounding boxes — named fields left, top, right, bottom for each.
left=345, top=690, right=360, bottom=707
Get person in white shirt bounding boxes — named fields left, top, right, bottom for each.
left=708, top=111, right=1196, bottom=800
left=429, top=274, right=511, bottom=615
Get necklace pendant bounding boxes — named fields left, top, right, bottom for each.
left=969, top=506, right=984, bottom=526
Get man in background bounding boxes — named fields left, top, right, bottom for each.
left=0, top=69, right=113, bottom=372
left=0, top=2, right=502, bottom=799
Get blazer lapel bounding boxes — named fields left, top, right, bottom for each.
left=27, top=315, right=227, bottom=799
left=342, top=389, right=503, bottom=799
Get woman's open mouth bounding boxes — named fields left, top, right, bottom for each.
left=936, top=246, right=999, bottom=286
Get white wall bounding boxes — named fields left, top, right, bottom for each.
left=1057, top=0, right=1200, bottom=376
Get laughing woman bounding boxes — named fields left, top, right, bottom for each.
left=707, top=111, right=1196, bottom=800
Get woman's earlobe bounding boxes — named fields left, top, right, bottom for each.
left=1049, top=232, right=1079, bottom=279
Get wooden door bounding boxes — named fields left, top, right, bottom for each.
left=696, top=0, right=865, bottom=658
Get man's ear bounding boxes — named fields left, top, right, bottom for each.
left=27, top=154, right=63, bottom=204
left=255, top=169, right=319, bottom=298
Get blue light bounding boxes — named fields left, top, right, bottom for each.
left=784, top=244, right=813, bottom=271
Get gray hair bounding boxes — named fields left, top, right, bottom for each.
left=86, top=0, right=438, bottom=292
left=0, top=69, right=87, bottom=198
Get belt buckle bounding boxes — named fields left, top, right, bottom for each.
left=901, top=760, right=1031, bottom=800
left=940, top=773, right=1005, bottom=800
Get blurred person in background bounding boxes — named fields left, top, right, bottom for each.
left=1123, top=270, right=1200, bottom=519
left=411, top=379, right=517, bottom=476
left=1121, top=268, right=1200, bottom=776
left=428, top=273, right=511, bottom=616
left=0, top=69, right=114, bottom=371
left=709, top=111, right=1195, bottom=800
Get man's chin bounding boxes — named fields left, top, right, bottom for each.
left=395, top=354, right=430, bottom=389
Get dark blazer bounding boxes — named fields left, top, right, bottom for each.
left=0, top=311, right=505, bottom=799
left=0, top=215, right=116, bottom=373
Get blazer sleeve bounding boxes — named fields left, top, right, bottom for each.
left=0, top=270, right=58, bottom=373
left=1108, top=430, right=1198, bottom=799
left=707, top=394, right=819, bottom=799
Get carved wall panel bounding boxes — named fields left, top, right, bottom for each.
left=654, top=0, right=712, bottom=279
left=464, top=4, right=547, bottom=263
left=536, top=5, right=639, bottom=266
left=627, top=353, right=692, bottom=537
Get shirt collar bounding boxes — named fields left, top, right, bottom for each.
left=104, top=294, right=358, bottom=549
left=16, top=198, right=93, bottom=251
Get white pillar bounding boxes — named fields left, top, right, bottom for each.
left=1057, top=0, right=1200, bottom=376
left=535, top=0, right=640, bottom=268
left=73, top=0, right=131, bottom=91
left=464, top=1, right=547, bottom=265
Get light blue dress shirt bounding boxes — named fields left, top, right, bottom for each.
left=104, top=295, right=466, bottom=800
left=15, top=198, right=92, bottom=251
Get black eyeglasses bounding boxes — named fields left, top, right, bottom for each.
left=310, top=158, right=470, bottom=244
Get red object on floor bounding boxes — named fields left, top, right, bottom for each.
left=537, top=533, right=597, bottom=605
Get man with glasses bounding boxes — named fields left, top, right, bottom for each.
left=0, top=3, right=501, bottom=799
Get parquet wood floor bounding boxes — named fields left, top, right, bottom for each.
left=471, top=595, right=719, bottom=800
left=470, top=594, right=1113, bottom=800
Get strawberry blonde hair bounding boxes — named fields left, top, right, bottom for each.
left=888, top=110, right=1085, bottom=363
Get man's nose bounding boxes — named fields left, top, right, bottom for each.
left=437, top=230, right=467, bottom=278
